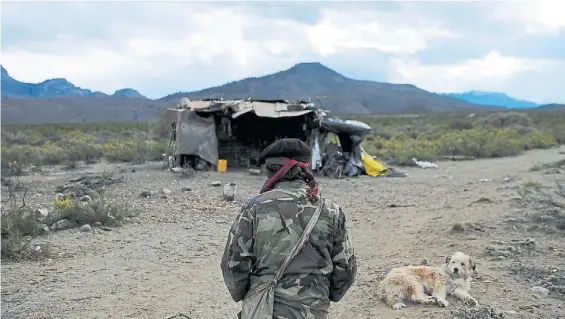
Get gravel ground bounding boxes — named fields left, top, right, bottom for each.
left=2, top=146, right=565, bottom=319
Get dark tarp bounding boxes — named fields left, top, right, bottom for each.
left=174, top=110, right=219, bottom=165
left=320, top=118, right=371, bottom=137
left=319, top=118, right=371, bottom=177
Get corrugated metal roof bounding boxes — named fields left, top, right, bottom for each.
left=185, top=100, right=216, bottom=109
left=168, top=99, right=315, bottom=119
left=254, top=109, right=313, bottom=118
left=231, top=107, right=253, bottom=118
left=231, top=101, right=314, bottom=119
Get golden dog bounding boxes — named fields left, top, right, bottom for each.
left=379, top=252, right=478, bottom=309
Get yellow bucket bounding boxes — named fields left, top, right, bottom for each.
left=217, top=159, right=228, bottom=173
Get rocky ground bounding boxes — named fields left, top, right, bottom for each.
left=1, top=147, right=565, bottom=319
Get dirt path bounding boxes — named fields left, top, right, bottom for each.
left=2, top=147, right=565, bottom=319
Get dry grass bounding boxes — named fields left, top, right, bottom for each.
left=1, top=182, right=46, bottom=260
left=1, top=177, right=133, bottom=261
left=1, top=122, right=168, bottom=177
left=49, top=197, right=133, bottom=227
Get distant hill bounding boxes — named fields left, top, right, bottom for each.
left=538, top=103, right=565, bottom=110
left=0, top=66, right=145, bottom=98
left=442, top=91, right=538, bottom=109
left=161, top=62, right=497, bottom=114
left=112, top=88, right=144, bottom=98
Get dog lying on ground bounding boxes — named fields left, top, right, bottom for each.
left=379, top=252, right=479, bottom=309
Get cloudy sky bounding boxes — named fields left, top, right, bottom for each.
left=1, top=0, right=564, bottom=103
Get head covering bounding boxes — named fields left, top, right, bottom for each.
left=261, top=138, right=312, bottom=163
left=260, top=138, right=319, bottom=201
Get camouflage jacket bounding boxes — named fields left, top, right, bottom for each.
left=220, top=180, right=357, bottom=319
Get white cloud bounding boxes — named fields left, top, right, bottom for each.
left=1, top=2, right=457, bottom=97
left=1, top=1, right=563, bottom=102
left=388, top=50, right=563, bottom=102
left=491, top=0, right=565, bottom=35
left=308, top=8, right=457, bottom=56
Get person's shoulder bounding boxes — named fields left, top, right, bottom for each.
left=321, top=197, right=341, bottom=211
left=249, top=188, right=303, bottom=205
left=316, top=196, right=344, bottom=221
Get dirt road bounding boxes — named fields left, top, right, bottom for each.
left=2, top=147, right=564, bottom=319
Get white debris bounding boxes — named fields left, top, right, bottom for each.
left=412, top=158, right=439, bottom=169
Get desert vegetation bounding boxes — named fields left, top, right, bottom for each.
left=355, top=110, right=565, bottom=166
left=1, top=122, right=170, bottom=176
left=0, top=171, right=133, bottom=261
left=2, top=110, right=564, bottom=176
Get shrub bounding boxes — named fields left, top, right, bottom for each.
left=363, top=127, right=549, bottom=166
left=473, top=111, right=534, bottom=129
left=2, top=111, right=564, bottom=168
left=55, top=194, right=73, bottom=209
left=1, top=132, right=167, bottom=168
left=49, top=196, right=132, bottom=227
left=1, top=185, right=46, bottom=260
left=102, top=139, right=167, bottom=163
left=368, top=134, right=440, bottom=166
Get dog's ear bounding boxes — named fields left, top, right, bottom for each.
left=445, top=255, right=451, bottom=264
left=469, top=259, right=476, bottom=272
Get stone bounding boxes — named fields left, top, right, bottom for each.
left=169, top=167, right=183, bottom=173
left=94, top=222, right=103, bottom=227
left=106, top=215, right=117, bottom=226
left=162, top=188, right=172, bottom=195
left=53, top=219, right=71, bottom=230
left=80, top=224, right=92, bottom=232
left=223, top=182, right=237, bottom=201
left=41, top=224, right=50, bottom=234
left=211, top=181, right=221, bottom=187
left=34, top=208, right=50, bottom=219
left=140, top=190, right=152, bottom=198
left=181, top=187, right=192, bottom=192
left=80, top=195, right=92, bottom=202
left=248, top=169, right=261, bottom=176
left=531, top=286, right=549, bottom=296
left=100, top=226, right=112, bottom=231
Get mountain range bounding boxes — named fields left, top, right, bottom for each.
left=0, top=63, right=559, bottom=125
left=1, top=66, right=143, bottom=98
left=441, top=91, right=539, bottom=109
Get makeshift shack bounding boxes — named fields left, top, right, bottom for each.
left=163, top=99, right=323, bottom=169
left=161, top=98, right=391, bottom=177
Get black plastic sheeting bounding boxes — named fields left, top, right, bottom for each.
left=320, top=118, right=371, bottom=137
left=319, top=117, right=372, bottom=177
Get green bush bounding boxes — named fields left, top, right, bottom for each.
left=52, top=197, right=132, bottom=226
left=355, top=111, right=563, bottom=166
left=1, top=186, right=46, bottom=260
left=2, top=110, right=563, bottom=169
left=1, top=122, right=168, bottom=171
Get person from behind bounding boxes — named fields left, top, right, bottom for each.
left=221, top=138, right=357, bottom=319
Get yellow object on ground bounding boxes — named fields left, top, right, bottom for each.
left=361, top=148, right=388, bottom=177
left=217, top=159, right=228, bottom=173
